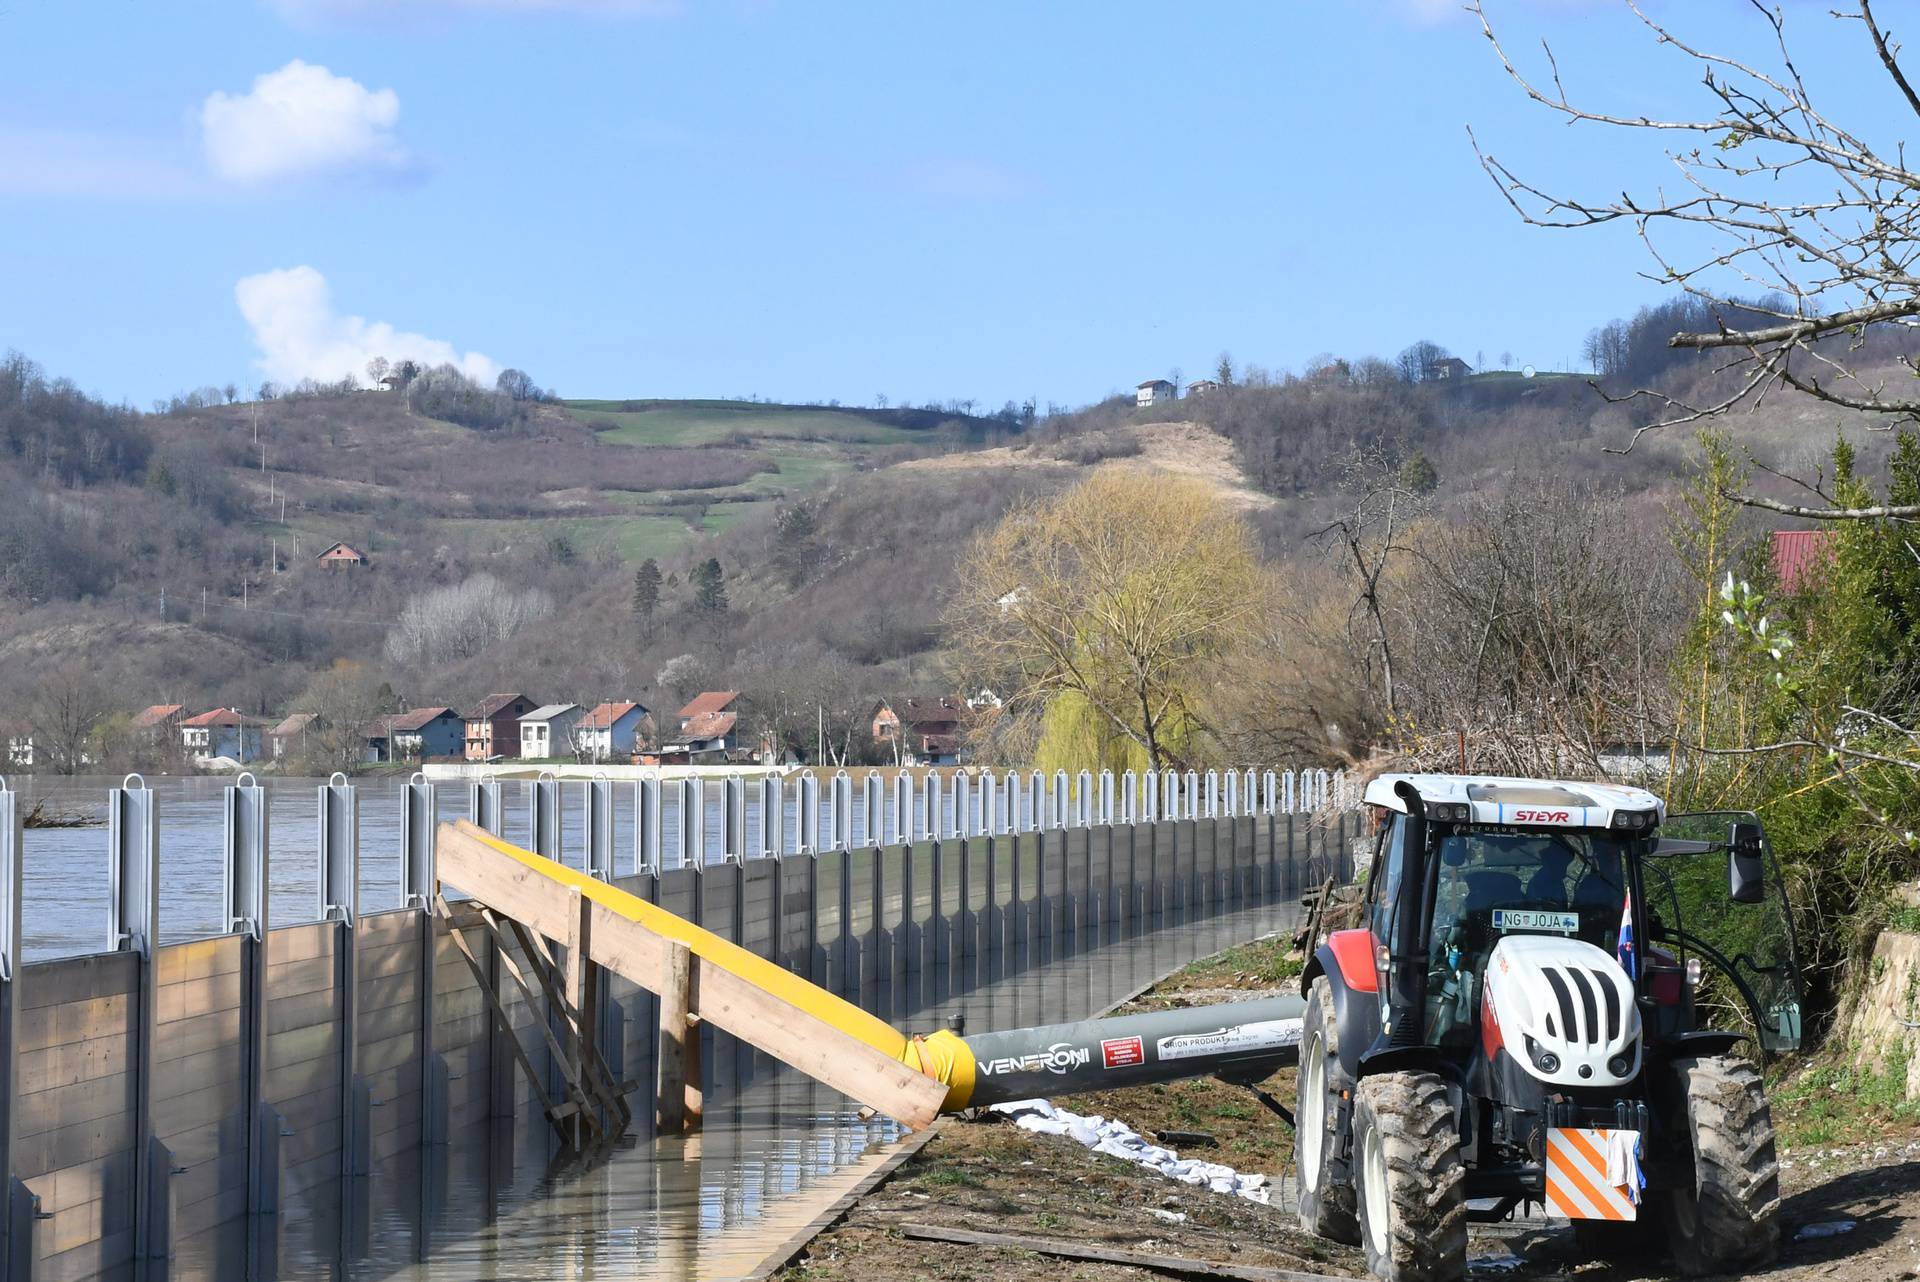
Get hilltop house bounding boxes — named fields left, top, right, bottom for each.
left=268, top=712, right=319, bottom=760
left=1185, top=378, right=1220, bottom=399
left=316, top=542, right=368, bottom=569
left=871, top=695, right=967, bottom=766
left=574, top=701, right=648, bottom=762
left=1427, top=356, right=1472, bottom=381
left=1136, top=378, right=1176, bottom=408
left=364, top=707, right=462, bottom=763
left=465, top=693, right=536, bottom=761
left=180, top=709, right=265, bottom=763
left=519, top=703, right=585, bottom=760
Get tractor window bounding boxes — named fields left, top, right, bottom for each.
left=1422, top=828, right=1634, bottom=1046
left=1367, top=815, right=1406, bottom=937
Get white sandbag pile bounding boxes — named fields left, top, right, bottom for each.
left=988, top=1098, right=1274, bottom=1204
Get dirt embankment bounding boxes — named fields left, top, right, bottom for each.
left=895, top=420, right=1275, bottom=512
left=775, top=931, right=1920, bottom=1282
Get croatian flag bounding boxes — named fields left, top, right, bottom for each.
left=1617, top=891, right=1636, bottom=981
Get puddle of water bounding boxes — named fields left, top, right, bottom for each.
left=168, top=899, right=1305, bottom=1281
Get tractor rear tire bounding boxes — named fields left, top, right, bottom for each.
left=1353, top=1070, right=1467, bottom=1282
left=1663, top=1054, right=1780, bottom=1277
left=1293, top=978, right=1359, bottom=1244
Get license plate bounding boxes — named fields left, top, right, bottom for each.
left=1492, top=909, right=1580, bottom=935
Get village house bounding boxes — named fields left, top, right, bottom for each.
left=132, top=704, right=186, bottom=743
left=3, top=724, right=31, bottom=769
left=1427, top=356, right=1473, bottom=381
left=1185, top=378, right=1219, bottom=399
left=315, top=541, right=369, bottom=569
left=662, top=691, right=738, bottom=763
left=1772, top=529, right=1836, bottom=594
left=364, top=707, right=462, bottom=763
left=519, top=703, right=586, bottom=760
left=179, top=708, right=265, bottom=763
left=465, top=693, right=536, bottom=761
left=871, top=694, right=967, bottom=766
left=268, top=712, right=319, bottom=760
left=1135, top=378, right=1176, bottom=408
left=574, top=701, right=648, bottom=762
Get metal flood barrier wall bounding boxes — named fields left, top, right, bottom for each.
left=0, top=768, right=1359, bottom=1282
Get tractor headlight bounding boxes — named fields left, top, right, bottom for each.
left=1608, top=1053, right=1634, bottom=1077
left=1524, top=1035, right=1560, bottom=1075
left=1427, top=802, right=1471, bottom=823
left=1610, top=809, right=1658, bottom=831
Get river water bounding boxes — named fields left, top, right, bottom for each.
left=161, top=894, right=1303, bottom=1281
left=15, top=773, right=930, bottom=962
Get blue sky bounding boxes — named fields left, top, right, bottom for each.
left=0, top=1, right=1896, bottom=408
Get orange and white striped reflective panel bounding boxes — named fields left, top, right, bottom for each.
left=1544, top=1127, right=1638, bottom=1221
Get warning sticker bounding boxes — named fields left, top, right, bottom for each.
left=1101, top=1035, right=1145, bottom=1069
left=1492, top=909, right=1581, bottom=935
left=1156, top=1019, right=1301, bottom=1062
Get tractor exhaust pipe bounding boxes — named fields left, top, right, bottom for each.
left=953, top=995, right=1307, bottom=1108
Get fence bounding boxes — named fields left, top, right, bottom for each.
left=0, top=767, right=1358, bottom=1282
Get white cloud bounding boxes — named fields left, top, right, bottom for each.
left=200, top=61, right=413, bottom=185
left=270, top=0, right=678, bottom=22
left=236, top=266, right=499, bottom=386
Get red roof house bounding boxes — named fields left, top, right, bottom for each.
left=1772, top=529, right=1836, bottom=595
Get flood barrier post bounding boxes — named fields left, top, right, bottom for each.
left=637, top=777, right=662, bottom=872
left=899, top=840, right=915, bottom=982
left=528, top=775, right=560, bottom=863
left=224, top=774, right=281, bottom=1217
left=109, top=775, right=171, bottom=1260
left=469, top=779, right=502, bottom=835
left=402, top=775, right=449, bottom=1151
left=319, top=775, right=370, bottom=1178
left=891, top=774, right=910, bottom=846
left=655, top=940, right=699, bottom=1134
left=584, top=778, right=614, bottom=879
left=0, top=781, right=34, bottom=1282
left=835, top=847, right=853, bottom=995
left=680, top=779, right=704, bottom=868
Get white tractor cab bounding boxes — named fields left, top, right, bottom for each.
left=1293, top=774, right=1803, bottom=1282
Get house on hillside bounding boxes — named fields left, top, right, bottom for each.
left=519, top=703, right=585, bottom=760
left=268, top=712, right=320, bottom=760
left=1185, top=379, right=1220, bottom=399
left=872, top=694, right=968, bottom=766
left=316, top=542, right=368, bottom=569
left=4, top=724, right=32, bottom=769
left=465, top=693, right=536, bottom=761
left=1136, top=378, right=1176, bottom=408
left=1427, top=356, right=1473, bottom=381
left=363, top=707, right=462, bottom=763
left=180, top=709, right=265, bottom=763
left=1772, top=529, right=1836, bottom=595
left=132, top=704, right=186, bottom=741
left=574, top=701, right=648, bottom=762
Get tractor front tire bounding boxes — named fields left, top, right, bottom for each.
left=1293, top=977, right=1359, bottom=1244
left=1353, top=1070, right=1467, bottom=1282
left=1663, top=1054, right=1780, bottom=1276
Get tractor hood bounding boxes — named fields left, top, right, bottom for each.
left=1483, top=934, right=1640, bottom=1088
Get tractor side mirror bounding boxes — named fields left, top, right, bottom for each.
left=1729, top=821, right=1766, bottom=904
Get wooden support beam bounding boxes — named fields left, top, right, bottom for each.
left=658, top=940, right=692, bottom=1135
left=434, top=898, right=566, bottom=1122
left=436, top=821, right=947, bottom=1130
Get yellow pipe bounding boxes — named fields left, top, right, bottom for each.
left=461, top=827, right=979, bottom=1109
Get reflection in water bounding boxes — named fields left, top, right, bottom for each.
left=166, top=897, right=1306, bottom=1281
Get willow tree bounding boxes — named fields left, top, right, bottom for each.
left=947, top=469, right=1263, bottom=772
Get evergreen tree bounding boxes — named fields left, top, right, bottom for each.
left=631, top=558, right=662, bottom=637
left=692, top=558, right=728, bottom=616
left=773, top=500, right=821, bottom=587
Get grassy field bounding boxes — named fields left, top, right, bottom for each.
left=564, top=399, right=931, bottom=448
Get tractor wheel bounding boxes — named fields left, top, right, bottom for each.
left=1293, top=977, right=1359, bottom=1244
left=1353, top=1071, right=1467, bottom=1282
left=1663, top=1054, right=1780, bottom=1276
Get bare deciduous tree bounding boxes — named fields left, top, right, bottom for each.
left=1474, top=0, right=1920, bottom=512
left=385, top=573, right=554, bottom=667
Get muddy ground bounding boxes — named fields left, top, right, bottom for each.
left=774, top=934, right=1920, bottom=1282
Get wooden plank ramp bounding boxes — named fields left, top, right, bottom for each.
left=434, top=820, right=947, bottom=1139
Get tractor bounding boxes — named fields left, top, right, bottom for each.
left=1292, top=774, right=1803, bottom=1282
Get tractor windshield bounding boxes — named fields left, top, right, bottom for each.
left=1420, top=827, right=1639, bottom=1046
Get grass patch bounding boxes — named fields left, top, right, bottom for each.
left=567, top=402, right=925, bottom=448
left=1770, top=1044, right=1920, bottom=1148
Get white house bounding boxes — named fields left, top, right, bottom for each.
left=573, top=701, right=648, bottom=762
left=1136, top=378, right=1176, bottom=408
left=179, top=709, right=264, bottom=763
left=519, top=703, right=586, bottom=760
